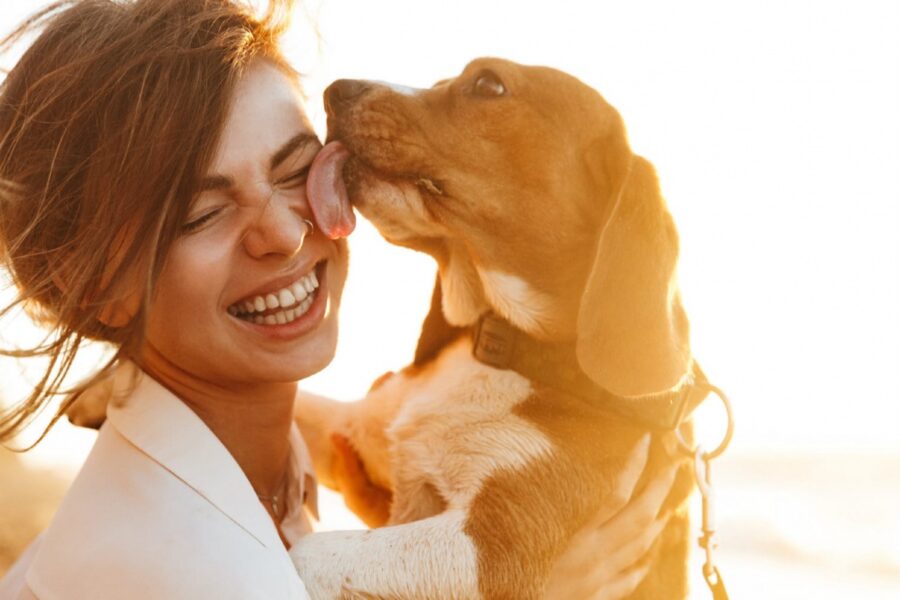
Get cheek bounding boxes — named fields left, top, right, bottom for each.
left=148, top=241, right=228, bottom=332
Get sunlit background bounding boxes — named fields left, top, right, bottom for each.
left=1, top=0, right=898, bottom=597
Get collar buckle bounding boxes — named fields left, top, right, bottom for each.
left=473, top=313, right=518, bottom=369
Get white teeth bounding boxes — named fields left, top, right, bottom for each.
left=279, top=289, right=296, bottom=307
left=291, top=282, right=308, bottom=303
left=230, top=267, right=321, bottom=320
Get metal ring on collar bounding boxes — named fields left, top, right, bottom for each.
left=675, top=382, right=734, bottom=460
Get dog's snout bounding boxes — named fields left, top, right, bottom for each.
left=324, top=79, right=371, bottom=115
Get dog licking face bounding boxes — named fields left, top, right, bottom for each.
left=309, top=57, right=690, bottom=398
left=295, top=58, right=698, bottom=599
left=311, top=60, right=614, bottom=337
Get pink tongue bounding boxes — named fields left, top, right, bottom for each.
left=307, top=141, right=356, bottom=239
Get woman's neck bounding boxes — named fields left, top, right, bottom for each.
left=136, top=344, right=296, bottom=504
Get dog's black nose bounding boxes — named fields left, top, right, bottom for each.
left=324, top=79, right=371, bottom=116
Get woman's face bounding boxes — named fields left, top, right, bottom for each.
left=140, top=60, right=348, bottom=385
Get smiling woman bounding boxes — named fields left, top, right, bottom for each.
left=0, top=0, right=339, bottom=597
left=0, top=0, right=310, bottom=442
left=139, top=59, right=347, bottom=390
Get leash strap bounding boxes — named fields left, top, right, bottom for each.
left=695, top=448, right=730, bottom=600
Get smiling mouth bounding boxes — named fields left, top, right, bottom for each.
left=227, top=262, right=323, bottom=325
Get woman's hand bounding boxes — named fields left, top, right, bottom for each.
left=329, top=434, right=392, bottom=528
left=544, top=436, right=678, bottom=600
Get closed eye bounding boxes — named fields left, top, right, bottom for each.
left=181, top=208, right=223, bottom=234
left=277, top=165, right=311, bottom=188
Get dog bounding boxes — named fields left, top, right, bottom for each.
left=290, top=57, right=705, bottom=599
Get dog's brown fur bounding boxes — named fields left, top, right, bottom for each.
left=293, top=58, right=698, bottom=598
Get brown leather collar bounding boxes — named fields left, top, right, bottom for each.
left=472, top=312, right=708, bottom=431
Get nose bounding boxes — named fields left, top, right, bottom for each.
left=324, top=79, right=371, bottom=116
left=242, top=201, right=313, bottom=260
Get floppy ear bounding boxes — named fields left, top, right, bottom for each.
left=413, top=273, right=467, bottom=366
left=576, top=140, right=691, bottom=398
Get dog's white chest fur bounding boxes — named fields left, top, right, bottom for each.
left=290, top=338, right=557, bottom=598
left=375, top=337, right=555, bottom=518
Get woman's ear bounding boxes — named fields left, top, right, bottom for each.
left=95, top=229, right=144, bottom=328
left=575, top=153, right=692, bottom=398
left=75, top=272, right=140, bottom=328
left=97, top=294, right=139, bottom=328
left=51, top=223, right=142, bottom=329
left=59, top=272, right=140, bottom=328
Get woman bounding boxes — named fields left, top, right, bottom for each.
left=0, top=1, right=674, bottom=598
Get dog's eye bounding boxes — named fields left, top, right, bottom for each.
left=472, top=71, right=506, bottom=97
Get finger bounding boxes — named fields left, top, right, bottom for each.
left=587, top=434, right=652, bottom=526
left=550, top=505, right=670, bottom=592
left=544, top=557, right=613, bottom=600
left=590, top=561, right=651, bottom=600
left=591, top=463, right=678, bottom=550
left=611, top=434, right=651, bottom=507
left=603, top=513, right=670, bottom=576
left=625, top=461, right=679, bottom=522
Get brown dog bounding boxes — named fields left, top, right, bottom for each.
left=291, top=58, right=704, bottom=599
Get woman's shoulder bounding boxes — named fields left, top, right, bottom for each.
left=24, top=424, right=309, bottom=599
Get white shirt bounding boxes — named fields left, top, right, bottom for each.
left=0, top=367, right=318, bottom=599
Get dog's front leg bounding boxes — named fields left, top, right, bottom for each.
left=290, top=509, right=480, bottom=599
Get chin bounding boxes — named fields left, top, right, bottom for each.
left=277, top=311, right=340, bottom=382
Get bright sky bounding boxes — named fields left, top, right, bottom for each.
left=1, top=0, right=898, bottom=470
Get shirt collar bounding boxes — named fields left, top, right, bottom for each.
left=105, top=364, right=317, bottom=550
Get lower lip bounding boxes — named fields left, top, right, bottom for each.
left=230, top=262, right=330, bottom=341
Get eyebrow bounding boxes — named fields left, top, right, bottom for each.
left=198, top=132, right=320, bottom=193
left=270, top=132, right=319, bottom=170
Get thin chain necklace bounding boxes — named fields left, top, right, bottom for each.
left=255, top=463, right=290, bottom=519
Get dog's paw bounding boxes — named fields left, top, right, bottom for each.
left=66, top=397, right=108, bottom=429
left=65, top=380, right=114, bottom=429
left=65, top=363, right=137, bottom=429
left=330, top=434, right=393, bottom=528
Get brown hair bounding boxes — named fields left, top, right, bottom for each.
left=0, top=0, right=296, bottom=445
